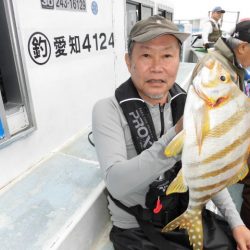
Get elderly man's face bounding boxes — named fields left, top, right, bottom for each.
left=125, top=35, right=180, bottom=105
left=239, top=43, right=250, bottom=68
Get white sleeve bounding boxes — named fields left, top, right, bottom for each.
left=212, top=188, right=244, bottom=229
left=202, top=22, right=213, bottom=44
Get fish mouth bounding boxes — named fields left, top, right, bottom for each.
left=203, top=95, right=228, bottom=107
left=195, top=88, right=228, bottom=107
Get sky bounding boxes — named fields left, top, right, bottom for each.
left=172, top=0, right=248, bottom=21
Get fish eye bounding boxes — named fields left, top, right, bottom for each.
left=220, top=75, right=226, bottom=81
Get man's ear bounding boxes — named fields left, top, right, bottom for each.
left=238, top=42, right=248, bottom=55
left=125, top=53, right=131, bottom=71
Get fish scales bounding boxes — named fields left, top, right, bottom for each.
left=162, top=59, right=250, bottom=250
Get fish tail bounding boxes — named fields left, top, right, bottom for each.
left=162, top=209, right=203, bottom=250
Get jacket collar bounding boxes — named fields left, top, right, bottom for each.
left=214, top=38, right=235, bottom=64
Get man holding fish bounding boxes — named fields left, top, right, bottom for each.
left=92, top=15, right=250, bottom=250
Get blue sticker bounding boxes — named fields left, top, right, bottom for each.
left=91, top=1, right=98, bottom=15
left=0, top=118, right=5, bottom=139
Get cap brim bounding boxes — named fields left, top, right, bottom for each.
left=212, top=9, right=225, bottom=13
left=132, top=28, right=190, bottom=44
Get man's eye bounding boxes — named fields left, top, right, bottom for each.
left=143, top=54, right=150, bottom=57
left=164, top=54, right=171, bottom=58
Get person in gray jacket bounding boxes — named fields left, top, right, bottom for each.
left=92, top=15, right=250, bottom=250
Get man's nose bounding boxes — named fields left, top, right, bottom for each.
left=150, top=57, right=163, bottom=72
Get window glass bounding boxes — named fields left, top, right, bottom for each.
left=141, top=5, right=153, bottom=20
left=158, top=9, right=166, bottom=17
left=166, top=11, right=173, bottom=21
left=126, top=2, right=139, bottom=38
left=0, top=0, right=35, bottom=147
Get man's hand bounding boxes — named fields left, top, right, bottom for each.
left=175, top=116, right=183, bottom=134
left=232, top=225, right=250, bottom=250
left=204, top=43, right=215, bottom=49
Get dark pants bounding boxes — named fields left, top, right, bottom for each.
left=110, top=210, right=236, bottom=250
left=110, top=226, right=191, bottom=250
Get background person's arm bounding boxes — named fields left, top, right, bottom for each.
left=202, top=21, right=213, bottom=46
left=212, top=188, right=244, bottom=228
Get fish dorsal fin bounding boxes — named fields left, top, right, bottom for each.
left=205, top=58, right=215, bottom=69
left=165, top=130, right=185, bottom=157
left=239, top=164, right=249, bottom=180
left=166, top=169, right=188, bottom=195
left=247, top=146, right=250, bottom=163
left=248, top=98, right=250, bottom=108
left=238, top=162, right=249, bottom=181
left=227, top=163, right=249, bottom=187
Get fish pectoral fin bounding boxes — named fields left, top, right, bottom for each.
left=165, top=130, right=185, bottom=157
left=248, top=150, right=250, bottom=166
left=166, top=169, right=188, bottom=195
left=162, top=209, right=204, bottom=250
left=193, top=105, right=210, bottom=154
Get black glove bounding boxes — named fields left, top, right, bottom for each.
left=204, top=43, right=209, bottom=49
left=204, top=43, right=215, bottom=49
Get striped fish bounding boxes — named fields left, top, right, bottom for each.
left=162, top=59, right=250, bottom=250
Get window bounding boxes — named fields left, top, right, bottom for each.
left=158, top=9, right=166, bottom=17
left=141, top=5, right=153, bottom=20
left=126, top=2, right=140, bottom=40
left=0, top=0, right=35, bottom=147
left=158, top=4, right=173, bottom=21
left=165, top=11, right=173, bottom=21
left=126, top=1, right=154, bottom=46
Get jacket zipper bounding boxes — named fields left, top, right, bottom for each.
left=159, top=104, right=165, bottom=137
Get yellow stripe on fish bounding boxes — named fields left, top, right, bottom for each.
left=205, top=108, right=246, bottom=138
left=190, top=151, right=248, bottom=180
left=190, top=163, right=249, bottom=206
left=202, top=128, right=250, bottom=164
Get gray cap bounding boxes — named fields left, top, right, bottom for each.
left=129, top=15, right=190, bottom=44
left=212, top=6, right=225, bottom=13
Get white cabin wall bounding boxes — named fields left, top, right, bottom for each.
left=0, top=0, right=174, bottom=189
left=112, top=0, right=130, bottom=86
left=0, top=0, right=119, bottom=189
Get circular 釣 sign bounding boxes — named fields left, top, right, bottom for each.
left=91, top=1, right=98, bottom=15
left=28, top=32, right=51, bottom=65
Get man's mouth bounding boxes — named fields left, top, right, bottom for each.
left=146, top=79, right=165, bottom=83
